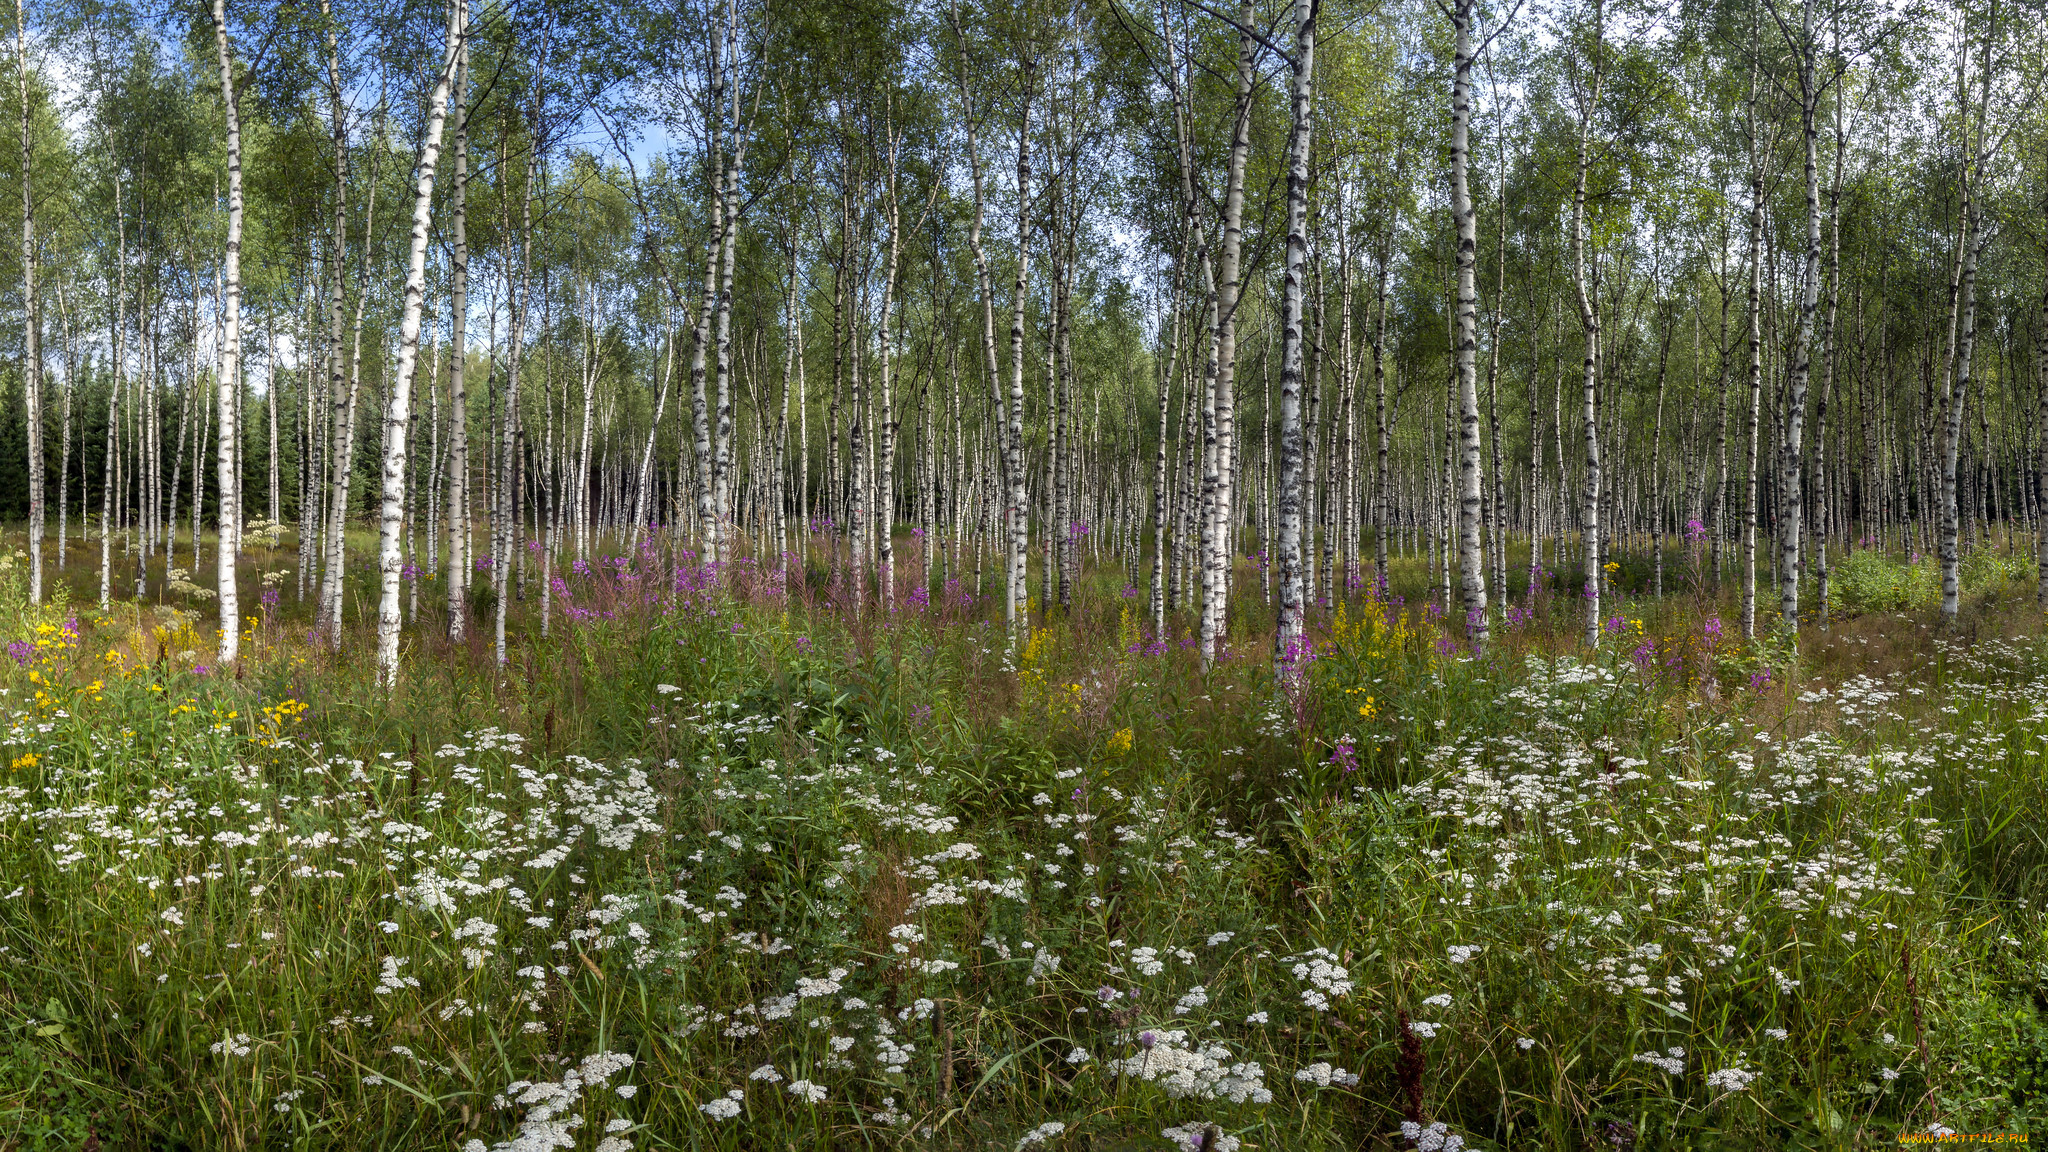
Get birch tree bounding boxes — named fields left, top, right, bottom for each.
left=15, top=0, right=35, bottom=604
left=210, top=0, right=242, bottom=661
left=1273, top=0, right=1316, bottom=676
left=375, top=0, right=463, bottom=685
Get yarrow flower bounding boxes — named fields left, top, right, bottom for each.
left=1162, top=1122, right=1240, bottom=1152
left=1399, top=1121, right=1466, bottom=1151
left=1632, top=1047, right=1686, bottom=1075
left=1705, top=1065, right=1757, bottom=1092
left=1015, top=1121, right=1066, bottom=1149
left=699, top=1092, right=743, bottom=1120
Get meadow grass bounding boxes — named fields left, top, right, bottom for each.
left=0, top=532, right=2045, bottom=1150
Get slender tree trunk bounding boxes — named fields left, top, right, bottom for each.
left=1568, top=0, right=1607, bottom=647
left=374, top=0, right=459, bottom=686
left=1273, top=0, right=1317, bottom=676
left=2039, top=160, right=2048, bottom=608
left=1449, top=0, right=1487, bottom=653
left=445, top=31, right=469, bottom=636
left=101, top=184, right=123, bottom=610
left=1778, top=4, right=1820, bottom=633
left=211, top=0, right=242, bottom=661
left=496, top=141, right=534, bottom=665
left=16, top=0, right=37, bottom=603
left=1004, top=78, right=1034, bottom=646
left=56, top=280, right=70, bottom=570
left=1200, top=1, right=1254, bottom=668
left=876, top=136, right=903, bottom=613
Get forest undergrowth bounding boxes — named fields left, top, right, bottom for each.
left=1, top=533, right=2047, bottom=1151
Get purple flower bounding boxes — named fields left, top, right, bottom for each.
left=1328, top=740, right=1358, bottom=773
left=1685, top=519, right=1706, bottom=541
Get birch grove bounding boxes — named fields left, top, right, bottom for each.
left=0, top=0, right=2032, bottom=685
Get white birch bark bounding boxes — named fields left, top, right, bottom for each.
left=446, top=31, right=470, bottom=636
left=1004, top=80, right=1034, bottom=648
left=374, top=0, right=461, bottom=686
left=1200, top=2, right=1253, bottom=669
left=210, top=0, right=242, bottom=661
left=15, top=0, right=37, bottom=604
left=1273, top=0, right=1315, bottom=677
left=497, top=150, right=533, bottom=665
left=1777, top=0, right=1820, bottom=633
left=1449, top=0, right=1487, bottom=653
left=1568, top=0, right=1607, bottom=649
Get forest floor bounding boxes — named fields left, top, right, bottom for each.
left=1, top=531, right=2046, bottom=1150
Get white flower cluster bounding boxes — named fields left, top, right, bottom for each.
left=1399, top=1121, right=1466, bottom=1151
left=1161, top=1122, right=1240, bottom=1152
left=470, top=1052, right=635, bottom=1152
left=1292, top=1062, right=1360, bottom=1088
left=1014, top=1120, right=1066, bottom=1149
left=1106, top=1030, right=1271, bottom=1103
left=698, top=1090, right=744, bottom=1120
left=1632, top=1047, right=1686, bottom=1076
left=1704, top=1064, right=1757, bottom=1092
left=209, top=1032, right=254, bottom=1057
left=1287, top=948, right=1353, bottom=1011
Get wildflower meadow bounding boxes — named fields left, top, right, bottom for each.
left=0, top=534, right=2045, bottom=1152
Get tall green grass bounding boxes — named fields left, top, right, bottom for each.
left=0, top=533, right=2044, bottom=1149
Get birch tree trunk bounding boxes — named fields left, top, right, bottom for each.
left=374, top=0, right=460, bottom=686
left=2039, top=166, right=2048, bottom=608
left=1777, top=0, right=1820, bottom=633
left=446, top=30, right=469, bottom=637
left=1568, top=0, right=1607, bottom=648
left=102, top=180, right=123, bottom=610
left=318, top=7, right=352, bottom=639
left=210, top=0, right=241, bottom=662
left=1273, top=0, right=1316, bottom=677
left=1449, top=0, right=1488, bottom=653
left=1004, top=77, right=1034, bottom=648
left=266, top=314, right=279, bottom=528
left=1938, top=34, right=1991, bottom=624
left=1200, top=2, right=1253, bottom=669
left=496, top=145, right=534, bottom=665
left=56, top=280, right=69, bottom=570
left=876, top=131, right=903, bottom=613
left=15, top=0, right=37, bottom=604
